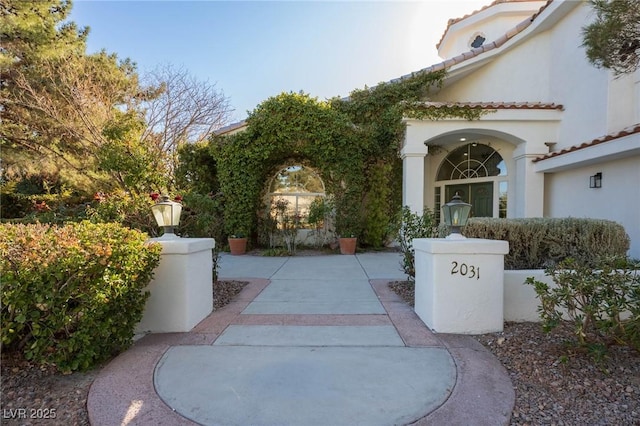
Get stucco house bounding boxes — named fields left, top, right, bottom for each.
left=400, top=0, right=640, bottom=258
left=218, top=0, right=639, bottom=257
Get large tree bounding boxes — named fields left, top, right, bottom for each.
left=140, top=64, right=233, bottom=186
left=583, top=0, right=640, bottom=75
left=1, top=1, right=233, bottom=196
left=1, top=0, right=147, bottom=192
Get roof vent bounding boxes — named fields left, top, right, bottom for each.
left=470, top=33, right=486, bottom=49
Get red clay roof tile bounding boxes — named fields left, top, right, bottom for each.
left=436, top=0, right=552, bottom=49
left=414, top=101, right=564, bottom=110
left=533, top=123, right=640, bottom=162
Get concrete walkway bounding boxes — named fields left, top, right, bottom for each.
left=87, top=252, right=514, bottom=425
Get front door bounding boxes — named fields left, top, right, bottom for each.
left=446, top=182, right=493, bottom=218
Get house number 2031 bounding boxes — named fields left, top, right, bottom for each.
left=450, top=261, right=480, bottom=279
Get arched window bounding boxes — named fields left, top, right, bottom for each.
left=436, top=143, right=506, bottom=181
left=268, top=165, right=325, bottom=228
left=435, top=143, right=508, bottom=219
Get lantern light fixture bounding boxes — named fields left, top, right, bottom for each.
left=151, top=194, right=182, bottom=239
left=442, top=192, right=472, bottom=239
left=589, top=172, right=602, bottom=189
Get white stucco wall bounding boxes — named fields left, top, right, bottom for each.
left=434, top=32, right=553, bottom=103
left=607, top=70, right=640, bottom=132
left=402, top=1, right=639, bottom=257
left=547, top=4, right=610, bottom=147
left=435, top=3, right=614, bottom=153
left=543, top=155, right=640, bottom=258
left=437, top=1, right=548, bottom=60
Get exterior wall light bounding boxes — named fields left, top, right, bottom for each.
left=442, top=192, right=472, bottom=239
left=151, top=195, right=182, bottom=239
left=589, top=172, right=602, bottom=188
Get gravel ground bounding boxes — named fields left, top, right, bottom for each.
left=389, top=280, right=640, bottom=426
left=3, top=279, right=638, bottom=425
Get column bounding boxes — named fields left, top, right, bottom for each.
left=401, top=143, right=428, bottom=214
left=513, top=143, right=546, bottom=217
left=136, top=238, right=215, bottom=333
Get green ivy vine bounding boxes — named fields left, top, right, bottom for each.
left=209, top=69, right=485, bottom=244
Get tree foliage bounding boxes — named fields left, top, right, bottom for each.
left=583, top=0, right=640, bottom=75
left=1, top=0, right=232, bottom=206
left=1, top=1, right=145, bottom=192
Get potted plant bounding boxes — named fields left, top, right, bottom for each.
left=228, top=233, right=248, bottom=255
left=335, top=200, right=360, bottom=255
left=338, top=232, right=357, bottom=255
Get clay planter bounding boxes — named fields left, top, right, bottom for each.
left=339, top=237, right=357, bottom=255
left=228, top=237, right=248, bottom=255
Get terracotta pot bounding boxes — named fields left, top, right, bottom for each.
left=339, top=237, right=357, bottom=255
left=228, top=237, right=247, bottom=255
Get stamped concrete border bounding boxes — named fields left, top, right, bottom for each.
left=370, top=279, right=515, bottom=426
left=87, top=278, right=269, bottom=426
left=88, top=277, right=514, bottom=426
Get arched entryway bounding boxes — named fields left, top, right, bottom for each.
left=434, top=142, right=508, bottom=220
left=267, top=165, right=326, bottom=228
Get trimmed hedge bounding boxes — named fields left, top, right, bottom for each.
left=464, top=217, right=630, bottom=270
left=0, top=222, right=161, bottom=372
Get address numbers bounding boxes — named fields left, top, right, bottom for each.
left=450, top=261, right=480, bottom=279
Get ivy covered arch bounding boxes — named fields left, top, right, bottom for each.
left=207, top=70, right=482, bottom=246
left=211, top=92, right=366, bottom=239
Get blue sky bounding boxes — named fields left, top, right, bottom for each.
left=70, top=0, right=489, bottom=122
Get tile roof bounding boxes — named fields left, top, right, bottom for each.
left=414, top=101, right=564, bottom=110
left=533, top=123, right=640, bottom=162
left=436, top=0, right=548, bottom=49
left=215, top=121, right=247, bottom=135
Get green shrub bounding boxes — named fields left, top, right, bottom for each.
left=526, top=256, right=640, bottom=353
left=176, top=191, right=224, bottom=281
left=86, top=191, right=158, bottom=236
left=0, top=222, right=161, bottom=372
left=1, top=180, right=90, bottom=222
left=393, top=207, right=444, bottom=280
left=464, top=217, right=630, bottom=269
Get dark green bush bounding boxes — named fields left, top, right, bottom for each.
left=177, top=192, right=225, bottom=280
left=178, top=192, right=225, bottom=241
left=0, top=180, right=90, bottom=222
left=526, top=256, right=640, bottom=353
left=464, top=217, right=630, bottom=269
left=362, top=161, right=392, bottom=248
left=85, top=191, right=158, bottom=236
left=0, top=222, right=161, bottom=372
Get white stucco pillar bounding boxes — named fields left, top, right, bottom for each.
left=400, top=141, right=428, bottom=214
left=414, top=237, right=509, bottom=334
left=513, top=143, right=547, bottom=217
left=136, top=238, right=215, bottom=333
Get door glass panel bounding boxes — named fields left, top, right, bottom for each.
left=445, top=183, right=493, bottom=218
left=499, top=181, right=508, bottom=218
left=437, top=143, right=505, bottom=181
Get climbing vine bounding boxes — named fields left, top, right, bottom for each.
left=207, top=69, right=485, bottom=245
left=210, top=92, right=363, bottom=238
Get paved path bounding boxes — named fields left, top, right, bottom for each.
left=88, top=253, right=514, bottom=425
